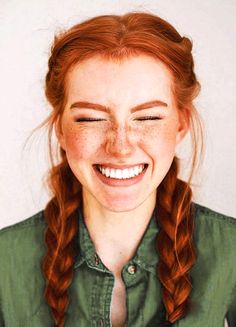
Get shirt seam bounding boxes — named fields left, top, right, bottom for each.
left=194, top=203, right=236, bottom=227
left=0, top=214, right=45, bottom=235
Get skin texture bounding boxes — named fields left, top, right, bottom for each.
left=57, top=54, right=188, bottom=218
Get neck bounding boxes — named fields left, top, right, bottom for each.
left=82, top=191, right=156, bottom=272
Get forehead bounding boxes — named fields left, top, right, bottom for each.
left=65, top=54, right=174, bottom=106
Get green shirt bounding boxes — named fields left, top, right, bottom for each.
left=0, top=203, right=235, bottom=327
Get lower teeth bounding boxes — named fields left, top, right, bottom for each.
left=105, top=174, right=137, bottom=179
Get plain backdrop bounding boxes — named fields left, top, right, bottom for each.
left=0, top=0, right=236, bottom=229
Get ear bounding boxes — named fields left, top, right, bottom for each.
left=176, top=109, right=190, bottom=144
left=55, top=117, right=66, bottom=150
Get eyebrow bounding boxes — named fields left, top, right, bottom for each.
left=70, top=100, right=168, bottom=113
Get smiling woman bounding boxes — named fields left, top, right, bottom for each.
left=56, top=55, right=187, bottom=213
left=0, top=11, right=235, bottom=327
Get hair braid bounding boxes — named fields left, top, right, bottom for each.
left=42, top=152, right=82, bottom=326
left=156, top=157, right=196, bottom=325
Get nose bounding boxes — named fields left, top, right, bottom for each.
left=104, top=124, right=136, bottom=157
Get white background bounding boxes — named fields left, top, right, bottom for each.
left=0, top=0, right=235, bottom=229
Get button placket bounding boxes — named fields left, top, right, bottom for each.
left=94, top=253, right=100, bottom=266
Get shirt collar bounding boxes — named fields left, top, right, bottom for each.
left=74, top=206, right=159, bottom=274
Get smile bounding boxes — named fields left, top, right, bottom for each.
left=97, top=164, right=146, bottom=179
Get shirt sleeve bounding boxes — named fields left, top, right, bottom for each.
left=226, top=287, right=236, bottom=327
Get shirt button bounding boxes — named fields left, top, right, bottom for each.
left=127, top=264, right=136, bottom=274
left=100, top=319, right=104, bottom=326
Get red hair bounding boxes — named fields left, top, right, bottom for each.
left=40, top=12, right=202, bottom=326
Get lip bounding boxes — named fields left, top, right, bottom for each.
left=93, top=164, right=148, bottom=187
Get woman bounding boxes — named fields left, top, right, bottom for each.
left=0, top=12, right=235, bottom=327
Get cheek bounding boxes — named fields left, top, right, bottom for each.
left=139, top=123, right=178, bottom=156
left=63, top=127, right=104, bottom=160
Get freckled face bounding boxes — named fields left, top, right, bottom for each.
left=56, top=55, right=188, bottom=212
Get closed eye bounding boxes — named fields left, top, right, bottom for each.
left=135, top=116, right=162, bottom=121
left=75, top=118, right=106, bottom=122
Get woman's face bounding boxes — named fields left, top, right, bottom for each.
left=56, top=54, right=189, bottom=212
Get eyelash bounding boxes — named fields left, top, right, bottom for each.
left=75, top=116, right=162, bottom=122
left=136, top=116, right=162, bottom=121
left=75, top=118, right=105, bottom=122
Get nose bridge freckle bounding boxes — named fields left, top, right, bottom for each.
left=116, top=125, right=132, bottom=145
left=105, top=124, right=135, bottom=155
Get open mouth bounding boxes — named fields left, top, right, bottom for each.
left=94, top=164, right=148, bottom=180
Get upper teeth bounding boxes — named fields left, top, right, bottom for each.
left=98, top=164, right=145, bottom=179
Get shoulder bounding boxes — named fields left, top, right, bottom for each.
left=190, top=204, right=236, bottom=311
left=193, top=202, right=236, bottom=228
left=0, top=210, right=45, bottom=234
left=0, top=212, right=48, bottom=320
left=192, top=202, right=236, bottom=264
left=193, top=202, right=236, bottom=238
left=193, top=203, right=236, bottom=244
left=0, top=211, right=46, bottom=259
left=0, top=210, right=45, bottom=238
